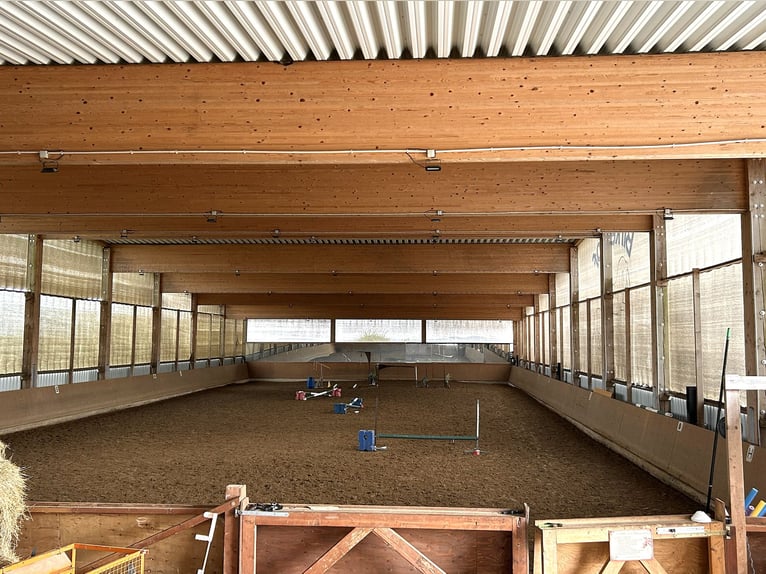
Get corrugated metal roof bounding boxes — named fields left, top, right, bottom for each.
left=1, top=0, right=764, bottom=66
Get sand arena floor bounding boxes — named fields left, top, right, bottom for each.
left=4, top=380, right=697, bottom=523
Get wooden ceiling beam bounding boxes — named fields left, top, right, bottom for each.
left=160, top=272, right=551, bottom=295
left=197, top=293, right=533, bottom=307
left=0, top=213, right=655, bottom=238
left=0, top=160, right=745, bottom=216
left=111, top=243, right=570, bottom=274
left=224, top=305, right=523, bottom=321
left=2, top=53, right=766, bottom=163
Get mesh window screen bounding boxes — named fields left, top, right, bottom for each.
left=630, top=286, right=653, bottom=386
left=667, top=214, right=741, bottom=276
left=178, top=311, right=192, bottom=361
left=0, top=235, right=29, bottom=291
left=668, top=276, right=695, bottom=394
left=426, top=320, right=513, bottom=343
left=613, top=292, right=627, bottom=381
left=42, top=240, right=102, bottom=299
left=590, top=299, right=602, bottom=378
left=555, top=273, right=570, bottom=307
left=560, top=307, right=571, bottom=371
left=700, top=264, right=745, bottom=402
left=224, top=318, right=237, bottom=355
left=0, top=290, right=25, bottom=374
left=210, top=315, right=222, bottom=358
left=197, top=314, right=211, bottom=359
left=336, top=319, right=421, bottom=342
left=74, top=299, right=100, bottom=369
left=110, top=303, right=134, bottom=366
left=113, top=273, right=153, bottom=306
left=609, top=232, right=651, bottom=291
left=134, top=307, right=152, bottom=364
left=39, top=295, right=73, bottom=371
left=162, top=292, right=192, bottom=310
left=542, top=312, right=549, bottom=365
left=161, top=309, right=178, bottom=362
left=578, top=302, right=588, bottom=372
left=577, top=238, right=601, bottom=300
left=246, top=319, right=331, bottom=343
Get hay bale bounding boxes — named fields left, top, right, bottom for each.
left=0, top=440, right=26, bottom=567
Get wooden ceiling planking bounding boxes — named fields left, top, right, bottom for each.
left=2, top=53, right=766, bottom=162
left=196, top=293, right=534, bottom=307
left=0, top=159, right=746, bottom=216
left=223, top=304, right=523, bottom=321
left=111, top=243, right=570, bottom=274
left=160, top=273, right=551, bottom=295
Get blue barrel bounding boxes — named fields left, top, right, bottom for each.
left=307, top=376, right=315, bottom=389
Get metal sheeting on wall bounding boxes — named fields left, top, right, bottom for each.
left=1, top=1, right=765, bottom=67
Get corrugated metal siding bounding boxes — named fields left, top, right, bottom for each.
left=1, top=1, right=765, bottom=66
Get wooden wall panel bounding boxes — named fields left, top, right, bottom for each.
left=1, top=53, right=766, bottom=162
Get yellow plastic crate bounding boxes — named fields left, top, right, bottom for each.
left=0, top=543, right=145, bottom=574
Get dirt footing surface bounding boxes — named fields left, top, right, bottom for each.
left=4, top=381, right=697, bottom=523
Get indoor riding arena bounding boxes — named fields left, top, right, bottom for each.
left=2, top=2, right=766, bottom=573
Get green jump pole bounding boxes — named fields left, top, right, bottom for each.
left=377, top=433, right=478, bottom=441
left=378, top=400, right=481, bottom=445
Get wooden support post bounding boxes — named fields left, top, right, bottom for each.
left=549, top=274, right=558, bottom=378
left=741, top=158, right=766, bottom=445
left=585, top=299, right=593, bottom=391
left=651, top=214, right=669, bottom=409
left=570, top=246, right=581, bottom=384
left=130, top=305, right=137, bottom=375
left=21, top=235, right=42, bottom=389
left=174, top=309, right=181, bottom=370
left=223, top=485, right=246, bottom=574
left=534, top=295, right=541, bottom=371
left=150, top=273, right=162, bottom=375
left=692, top=269, right=705, bottom=425
left=98, top=246, right=112, bottom=380
left=725, top=379, right=749, bottom=571
left=68, top=299, right=77, bottom=384
left=189, top=293, right=198, bottom=369
left=625, top=288, right=633, bottom=404
left=601, top=235, right=615, bottom=391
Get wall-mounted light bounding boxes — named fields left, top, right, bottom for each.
left=206, top=210, right=219, bottom=223
left=72, top=235, right=81, bottom=243
left=663, top=208, right=674, bottom=221
left=272, top=228, right=280, bottom=238
left=120, top=229, right=130, bottom=239
left=235, top=269, right=240, bottom=277
left=424, top=160, right=441, bottom=172
left=138, top=269, right=145, bottom=276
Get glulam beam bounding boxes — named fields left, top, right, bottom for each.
left=1, top=53, right=766, bottom=163
left=111, top=243, right=570, bottom=274
left=161, top=272, right=550, bottom=295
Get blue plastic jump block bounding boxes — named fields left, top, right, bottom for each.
left=358, top=429, right=376, bottom=451
left=334, top=403, right=347, bottom=414
left=307, top=376, right=315, bottom=389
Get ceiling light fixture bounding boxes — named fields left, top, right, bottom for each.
left=38, top=150, right=61, bottom=173
left=663, top=208, right=674, bottom=221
